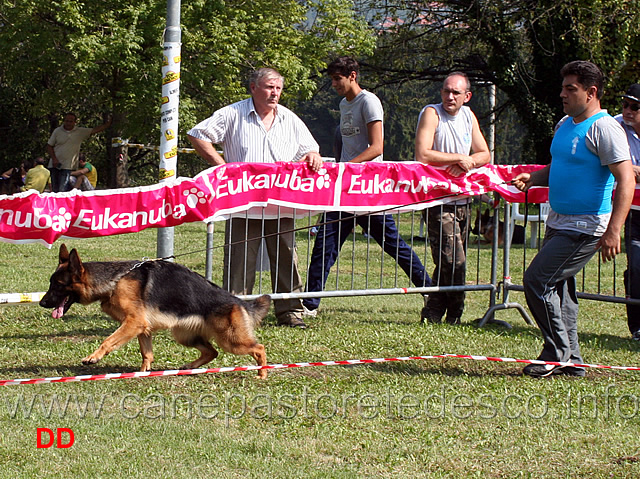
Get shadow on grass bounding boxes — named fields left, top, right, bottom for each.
left=367, top=360, right=522, bottom=378
left=473, top=322, right=640, bottom=358
left=1, top=325, right=116, bottom=341
left=0, top=363, right=140, bottom=378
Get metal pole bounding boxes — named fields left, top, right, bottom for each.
left=157, top=0, right=181, bottom=260
left=489, top=82, right=496, bottom=164
left=205, top=222, right=214, bottom=281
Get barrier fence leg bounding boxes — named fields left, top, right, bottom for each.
left=205, top=222, right=214, bottom=281
left=475, top=199, right=534, bottom=328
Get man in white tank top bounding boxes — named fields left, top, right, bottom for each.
left=415, top=72, right=491, bottom=325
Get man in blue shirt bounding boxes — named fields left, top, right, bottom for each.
left=512, top=61, right=635, bottom=378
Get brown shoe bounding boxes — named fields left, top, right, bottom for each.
left=277, top=315, right=307, bottom=329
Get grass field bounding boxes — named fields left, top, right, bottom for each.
left=1, top=220, right=639, bottom=478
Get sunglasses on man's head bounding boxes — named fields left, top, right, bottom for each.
left=623, top=100, right=640, bottom=112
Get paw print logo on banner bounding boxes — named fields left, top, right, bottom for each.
left=316, top=168, right=332, bottom=190
left=183, top=188, right=208, bottom=208
left=52, top=207, right=73, bottom=232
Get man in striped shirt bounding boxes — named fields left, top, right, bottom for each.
left=615, top=83, right=640, bottom=340
left=188, top=67, right=322, bottom=328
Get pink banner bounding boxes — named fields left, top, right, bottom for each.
left=0, top=162, right=548, bottom=247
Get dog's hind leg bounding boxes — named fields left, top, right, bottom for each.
left=210, top=305, right=269, bottom=379
left=173, top=332, right=219, bottom=370
left=221, top=341, right=268, bottom=379
left=137, top=333, right=154, bottom=372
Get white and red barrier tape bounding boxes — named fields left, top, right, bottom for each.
left=1, top=354, right=638, bottom=386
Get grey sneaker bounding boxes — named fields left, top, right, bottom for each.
left=632, top=331, right=640, bottom=341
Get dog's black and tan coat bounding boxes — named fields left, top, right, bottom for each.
left=40, top=244, right=271, bottom=378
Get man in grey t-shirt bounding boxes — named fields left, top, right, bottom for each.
left=303, top=57, right=430, bottom=316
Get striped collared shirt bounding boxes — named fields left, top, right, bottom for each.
left=188, top=98, right=319, bottom=163
left=615, top=114, right=640, bottom=166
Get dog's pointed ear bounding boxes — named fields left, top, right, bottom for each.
left=68, top=248, right=84, bottom=275
left=58, top=244, right=70, bottom=264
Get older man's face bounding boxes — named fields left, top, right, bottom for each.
left=622, top=98, right=640, bottom=132
left=250, top=75, right=283, bottom=112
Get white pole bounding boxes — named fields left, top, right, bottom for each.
left=157, top=0, right=181, bottom=260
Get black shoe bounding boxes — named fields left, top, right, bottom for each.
left=523, top=363, right=585, bottom=378
left=445, top=316, right=461, bottom=325
left=277, top=316, right=307, bottom=329
left=552, top=366, right=586, bottom=377
left=420, top=306, right=442, bottom=324
left=522, top=363, right=558, bottom=377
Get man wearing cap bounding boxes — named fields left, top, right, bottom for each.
left=615, top=84, right=640, bottom=340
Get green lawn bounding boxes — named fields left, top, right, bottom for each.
left=0, top=220, right=639, bottom=478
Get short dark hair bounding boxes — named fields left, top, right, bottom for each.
left=560, top=61, right=605, bottom=99
left=327, top=57, right=359, bottom=78
left=34, top=157, right=46, bottom=166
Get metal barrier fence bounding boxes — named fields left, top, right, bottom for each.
left=201, top=197, right=635, bottom=328
left=1, top=196, right=634, bottom=324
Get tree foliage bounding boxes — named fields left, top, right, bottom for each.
left=3, top=0, right=638, bottom=181
left=0, top=0, right=374, bottom=185
left=361, top=0, right=640, bottom=163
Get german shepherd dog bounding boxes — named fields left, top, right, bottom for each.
left=472, top=208, right=525, bottom=246
left=40, top=244, right=272, bottom=378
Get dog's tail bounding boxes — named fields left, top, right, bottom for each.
left=245, top=294, right=271, bottom=325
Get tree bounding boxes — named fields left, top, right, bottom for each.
left=0, top=0, right=374, bottom=185
left=360, top=0, right=640, bottom=163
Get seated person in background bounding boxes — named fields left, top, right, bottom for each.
left=1, top=160, right=29, bottom=194
left=2, top=160, right=28, bottom=180
left=22, top=157, right=51, bottom=193
left=69, top=153, right=97, bottom=191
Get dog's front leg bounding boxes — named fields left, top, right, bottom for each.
left=137, top=333, right=154, bottom=372
left=82, top=318, right=146, bottom=366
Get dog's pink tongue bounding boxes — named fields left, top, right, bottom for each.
left=52, top=304, right=65, bottom=319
